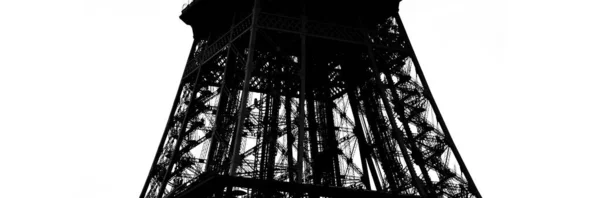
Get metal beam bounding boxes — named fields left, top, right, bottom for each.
left=229, top=0, right=261, bottom=176
left=157, top=58, right=206, bottom=198
left=383, top=70, right=435, bottom=194
left=205, top=14, right=239, bottom=173
left=365, top=34, right=427, bottom=196
left=139, top=39, right=199, bottom=198
left=176, top=175, right=420, bottom=198
left=295, top=11, right=307, bottom=184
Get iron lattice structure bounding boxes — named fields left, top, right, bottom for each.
left=140, top=1, right=481, bottom=198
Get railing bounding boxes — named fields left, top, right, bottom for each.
left=257, top=13, right=301, bottom=32
left=257, top=12, right=366, bottom=44
left=183, top=12, right=408, bottom=79
left=183, top=14, right=253, bottom=78
left=257, top=12, right=408, bottom=51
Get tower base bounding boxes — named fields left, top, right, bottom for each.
left=174, top=173, right=419, bottom=198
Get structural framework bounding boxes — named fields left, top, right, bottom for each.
left=140, top=0, right=481, bottom=197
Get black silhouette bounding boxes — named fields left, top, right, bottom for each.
left=140, top=0, right=481, bottom=197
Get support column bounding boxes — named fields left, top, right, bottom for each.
left=364, top=29, right=427, bottom=196
left=285, top=85, right=295, bottom=182
left=360, top=85, right=399, bottom=191
left=205, top=13, right=239, bottom=173
left=259, top=94, right=272, bottom=180
left=325, top=95, right=342, bottom=187
left=306, top=88, right=321, bottom=185
left=383, top=70, right=434, bottom=192
left=344, top=86, right=381, bottom=191
left=229, top=0, right=261, bottom=176
left=295, top=4, right=308, bottom=184
left=266, top=89, right=281, bottom=180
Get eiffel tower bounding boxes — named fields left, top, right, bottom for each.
left=140, top=0, right=481, bottom=197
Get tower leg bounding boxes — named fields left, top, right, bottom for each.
left=383, top=70, right=435, bottom=194
left=157, top=57, right=207, bottom=198
left=394, top=13, right=482, bottom=198
left=365, top=41, right=427, bottom=196
left=360, top=84, right=400, bottom=191
left=139, top=40, right=199, bottom=198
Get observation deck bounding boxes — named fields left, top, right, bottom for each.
left=180, top=0, right=401, bottom=40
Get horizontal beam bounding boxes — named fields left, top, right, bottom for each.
left=183, top=12, right=410, bottom=80
left=183, top=14, right=254, bottom=79
left=262, top=12, right=408, bottom=51
left=175, top=175, right=420, bottom=198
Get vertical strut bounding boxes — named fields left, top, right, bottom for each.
left=394, top=13, right=482, bottom=198
left=259, top=94, right=272, bottom=180
left=295, top=8, right=308, bottom=184
left=266, top=88, right=281, bottom=180
left=383, top=70, right=434, bottom=192
left=365, top=35, right=427, bottom=196
left=285, top=85, right=295, bottom=182
left=361, top=85, right=399, bottom=190
left=306, top=88, right=321, bottom=185
left=325, top=94, right=342, bottom=187
left=205, top=14, right=238, bottom=173
left=229, top=0, right=261, bottom=176
left=345, top=86, right=382, bottom=191
left=339, top=58, right=380, bottom=190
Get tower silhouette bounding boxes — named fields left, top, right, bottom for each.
left=140, top=0, right=481, bottom=197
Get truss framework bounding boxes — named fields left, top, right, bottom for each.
left=140, top=1, right=481, bottom=198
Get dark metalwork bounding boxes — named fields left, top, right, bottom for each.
left=141, top=1, right=481, bottom=197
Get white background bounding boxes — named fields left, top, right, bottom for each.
left=0, top=0, right=598, bottom=197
